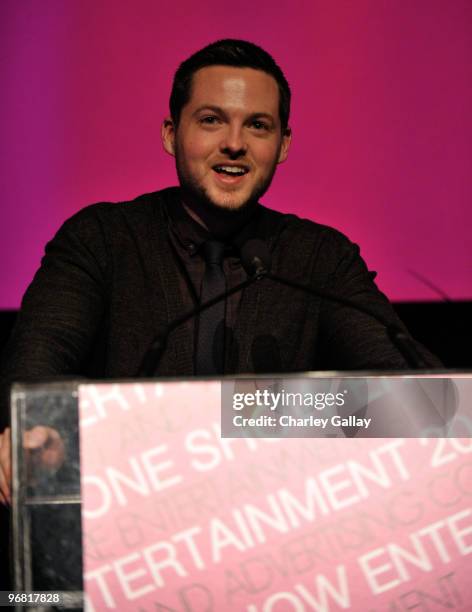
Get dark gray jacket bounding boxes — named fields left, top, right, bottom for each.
left=1, top=187, right=439, bottom=425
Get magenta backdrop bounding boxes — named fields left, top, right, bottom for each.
left=1, top=1, right=471, bottom=308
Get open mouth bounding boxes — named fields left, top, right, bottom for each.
left=213, top=165, right=249, bottom=177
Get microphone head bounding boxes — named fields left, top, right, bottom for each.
left=240, top=239, right=271, bottom=277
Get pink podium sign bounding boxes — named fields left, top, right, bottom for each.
left=79, top=381, right=472, bottom=611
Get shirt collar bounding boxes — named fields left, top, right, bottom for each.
left=166, top=198, right=209, bottom=256
left=165, top=195, right=261, bottom=259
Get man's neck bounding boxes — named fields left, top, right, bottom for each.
left=181, top=195, right=258, bottom=240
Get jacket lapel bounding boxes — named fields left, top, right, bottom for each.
left=151, top=190, right=194, bottom=376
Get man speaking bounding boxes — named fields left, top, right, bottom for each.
left=0, top=40, right=439, bottom=499
left=1, top=39, right=438, bottom=384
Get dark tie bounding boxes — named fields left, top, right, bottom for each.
left=195, top=240, right=226, bottom=375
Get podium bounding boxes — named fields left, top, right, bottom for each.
left=11, top=382, right=83, bottom=610
left=10, top=374, right=472, bottom=611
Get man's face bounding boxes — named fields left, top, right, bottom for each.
left=162, top=65, right=291, bottom=211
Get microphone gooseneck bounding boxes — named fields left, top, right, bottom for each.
left=238, top=239, right=425, bottom=368
left=138, top=239, right=426, bottom=376
left=263, top=271, right=427, bottom=369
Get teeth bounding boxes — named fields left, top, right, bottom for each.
left=215, top=166, right=247, bottom=175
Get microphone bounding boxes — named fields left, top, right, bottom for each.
left=137, top=242, right=268, bottom=377
left=240, top=240, right=427, bottom=369
left=240, top=239, right=271, bottom=277
left=139, top=238, right=427, bottom=376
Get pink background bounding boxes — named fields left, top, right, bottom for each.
left=2, top=0, right=471, bottom=308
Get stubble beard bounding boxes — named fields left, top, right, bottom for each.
left=175, top=149, right=279, bottom=216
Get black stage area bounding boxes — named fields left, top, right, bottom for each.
left=1, top=302, right=471, bottom=369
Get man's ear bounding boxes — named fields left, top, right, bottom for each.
left=161, top=117, right=176, bottom=157
left=277, top=127, right=292, bottom=164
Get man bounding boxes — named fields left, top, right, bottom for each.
left=0, top=40, right=439, bottom=502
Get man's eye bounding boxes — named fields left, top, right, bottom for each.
left=251, top=120, right=269, bottom=130
left=200, top=116, right=220, bottom=125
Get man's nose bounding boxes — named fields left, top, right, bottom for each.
left=220, top=125, right=247, bottom=157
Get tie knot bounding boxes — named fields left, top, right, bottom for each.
left=203, top=240, right=225, bottom=266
